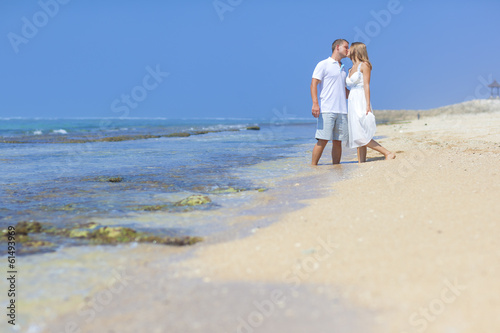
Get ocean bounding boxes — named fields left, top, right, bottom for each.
left=0, top=117, right=358, bottom=254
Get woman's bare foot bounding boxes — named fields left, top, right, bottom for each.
left=385, top=152, right=396, bottom=160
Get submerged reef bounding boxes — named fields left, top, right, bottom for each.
left=67, top=225, right=203, bottom=246
left=210, top=187, right=243, bottom=194
left=16, top=221, right=44, bottom=234
left=165, top=132, right=190, bottom=137
left=210, top=187, right=266, bottom=194
left=103, top=177, right=123, bottom=183
left=1, top=221, right=203, bottom=255
left=128, top=194, right=213, bottom=212
left=175, top=195, right=212, bottom=206
left=1, top=126, right=259, bottom=144
left=0, top=177, right=269, bottom=255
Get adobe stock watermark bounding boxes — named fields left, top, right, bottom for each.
left=256, top=106, right=297, bottom=141
left=102, top=64, right=169, bottom=126
left=7, top=0, right=72, bottom=54
left=235, top=235, right=336, bottom=333
left=213, top=0, right=244, bottom=21
left=385, top=148, right=427, bottom=192
left=431, top=73, right=498, bottom=134
left=353, top=0, right=409, bottom=45
left=53, top=142, right=93, bottom=176
left=270, top=106, right=296, bottom=130
left=235, top=106, right=297, bottom=151
left=55, top=266, right=146, bottom=333
left=402, top=278, right=466, bottom=333
left=464, top=73, right=495, bottom=101
left=51, top=64, right=169, bottom=174
left=266, top=106, right=297, bottom=135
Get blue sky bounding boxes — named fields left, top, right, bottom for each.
left=1, top=0, right=499, bottom=119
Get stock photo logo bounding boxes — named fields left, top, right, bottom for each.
left=235, top=236, right=336, bottom=333
left=7, top=0, right=72, bottom=54
left=352, top=0, right=409, bottom=45
left=402, top=278, right=466, bottom=333
left=213, top=0, right=244, bottom=21
left=465, top=74, right=497, bottom=101
left=109, top=65, right=170, bottom=119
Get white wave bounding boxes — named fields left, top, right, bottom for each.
left=198, top=124, right=247, bottom=131
left=51, top=129, right=68, bottom=135
left=33, top=130, right=43, bottom=135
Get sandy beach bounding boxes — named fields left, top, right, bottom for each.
left=38, top=100, right=500, bottom=333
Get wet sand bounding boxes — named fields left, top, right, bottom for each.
left=25, top=100, right=500, bottom=332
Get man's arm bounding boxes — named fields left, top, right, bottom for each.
left=345, top=87, right=350, bottom=99
left=311, top=78, right=321, bottom=118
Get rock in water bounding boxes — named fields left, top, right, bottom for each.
left=210, top=187, right=242, bottom=194
left=175, top=195, right=211, bottom=206
left=69, top=229, right=90, bottom=238
left=99, top=227, right=135, bottom=239
left=165, top=132, right=190, bottom=137
left=107, top=177, right=123, bottom=183
left=15, top=221, right=44, bottom=235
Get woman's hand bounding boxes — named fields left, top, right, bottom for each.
left=366, top=106, right=372, bottom=115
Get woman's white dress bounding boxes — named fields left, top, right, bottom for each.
left=346, top=63, right=376, bottom=148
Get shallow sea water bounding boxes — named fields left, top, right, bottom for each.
left=0, top=118, right=363, bottom=332
left=1, top=118, right=357, bottom=252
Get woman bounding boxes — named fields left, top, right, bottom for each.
left=346, top=42, right=396, bottom=163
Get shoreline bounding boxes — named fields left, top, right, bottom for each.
left=9, top=100, right=500, bottom=332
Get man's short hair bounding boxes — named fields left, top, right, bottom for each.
left=332, top=39, right=348, bottom=53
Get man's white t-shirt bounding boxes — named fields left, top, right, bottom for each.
left=312, top=57, right=347, bottom=114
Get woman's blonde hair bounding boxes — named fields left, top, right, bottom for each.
left=349, top=42, right=372, bottom=70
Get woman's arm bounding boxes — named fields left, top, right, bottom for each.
left=362, top=63, right=372, bottom=114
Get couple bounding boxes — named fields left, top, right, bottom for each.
left=311, top=39, right=395, bottom=165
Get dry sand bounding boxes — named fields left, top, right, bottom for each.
left=42, top=100, right=500, bottom=333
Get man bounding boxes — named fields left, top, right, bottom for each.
left=311, top=39, right=350, bottom=165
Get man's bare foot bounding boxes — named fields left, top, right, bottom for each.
left=385, top=152, right=396, bottom=160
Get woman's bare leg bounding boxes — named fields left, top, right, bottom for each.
left=357, top=146, right=367, bottom=163
left=366, top=139, right=396, bottom=160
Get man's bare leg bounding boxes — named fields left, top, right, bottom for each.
left=366, top=139, right=396, bottom=160
left=357, top=146, right=367, bottom=163
left=312, top=139, right=328, bottom=165
left=331, top=140, right=342, bottom=164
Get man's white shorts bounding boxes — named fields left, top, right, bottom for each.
left=315, top=113, right=348, bottom=141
